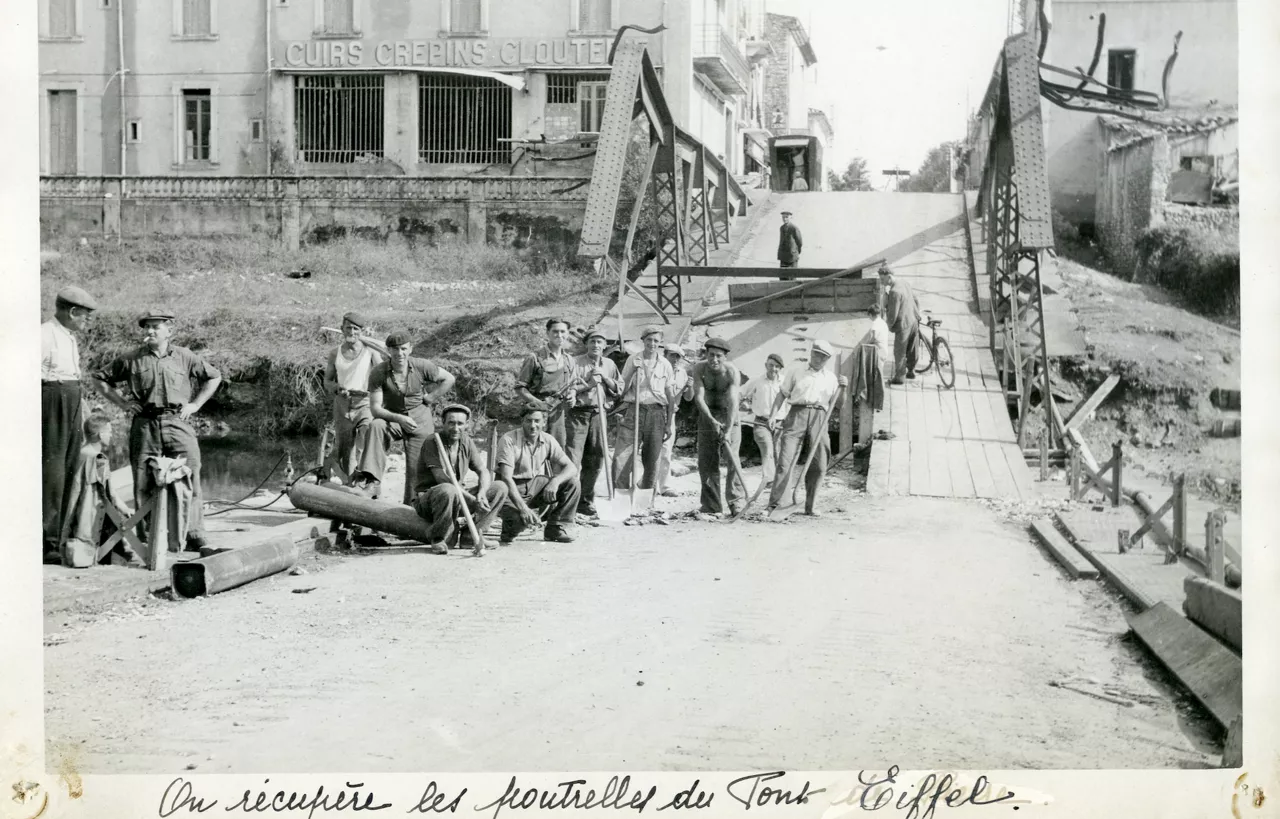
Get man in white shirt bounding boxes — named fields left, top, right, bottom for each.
left=740, top=352, right=788, bottom=486
left=767, top=339, right=848, bottom=516
left=41, top=286, right=98, bottom=563
left=655, top=342, right=693, bottom=496
left=615, top=326, right=676, bottom=490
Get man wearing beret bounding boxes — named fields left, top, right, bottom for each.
left=767, top=339, right=847, bottom=516
left=616, top=325, right=677, bottom=491
left=41, top=286, right=98, bottom=562
left=322, top=311, right=385, bottom=486
left=515, top=317, right=579, bottom=449
left=692, top=337, right=745, bottom=515
left=413, top=404, right=508, bottom=554
left=92, top=310, right=222, bottom=549
left=566, top=327, right=621, bottom=518
left=357, top=331, right=455, bottom=504
left=740, top=351, right=789, bottom=489
left=495, top=404, right=580, bottom=544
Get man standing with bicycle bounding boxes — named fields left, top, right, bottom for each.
left=879, top=265, right=921, bottom=385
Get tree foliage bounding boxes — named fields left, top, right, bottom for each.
left=827, top=157, right=872, bottom=192
left=904, top=141, right=959, bottom=193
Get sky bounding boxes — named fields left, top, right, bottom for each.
left=766, top=0, right=1012, bottom=189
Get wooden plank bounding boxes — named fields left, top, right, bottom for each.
left=1063, top=373, right=1120, bottom=431
left=677, top=266, right=853, bottom=279
left=964, top=440, right=997, bottom=498
left=971, top=380, right=1002, bottom=441
left=908, top=439, right=929, bottom=496
left=954, top=379, right=982, bottom=441
left=983, top=441, right=1019, bottom=499
left=1003, top=443, right=1037, bottom=499
left=924, top=391, right=953, bottom=497
left=1183, top=576, right=1242, bottom=654
left=1030, top=518, right=1099, bottom=579
left=945, top=438, right=977, bottom=498
left=1127, top=602, right=1242, bottom=729
left=987, top=390, right=1016, bottom=441
left=866, top=440, right=891, bottom=496
left=888, top=382, right=910, bottom=439
left=887, top=439, right=911, bottom=496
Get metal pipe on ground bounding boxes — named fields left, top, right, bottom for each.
left=289, top=482, right=439, bottom=542
left=171, top=536, right=299, bottom=598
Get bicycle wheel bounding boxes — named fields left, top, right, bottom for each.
left=914, top=330, right=935, bottom=374
left=934, top=336, right=955, bottom=389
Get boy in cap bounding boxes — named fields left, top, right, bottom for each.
left=654, top=342, right=694, bottom=496
left=42, top=285, right=98, bottom=562
left=60, top=413, right=141, bottom=567
left=740, top=352, right=789, bottom=486
left=515, top=317, right=579, bottom=449
left=767, top=339, right=847, bottom=516
left=413, top=403, right=508, bottom=554
left=692, top=337, right=745, bottom=515
left=359, top=331, right=456, bottom=504
left=92, top=309, right=222, bottom=549
left=777, top=211, right=803, bottom=281
left=495, top=404, right=581, bottom=544
left=879, top=265, right=921, bottom=384
left=322, top=311, right=386, bottom=484
left=567, top=327, right=621, bottom=518
left=616, top=325, right=677, bottom=491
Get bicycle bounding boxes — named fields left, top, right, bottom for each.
left=914, top=310, right=955, bottom=389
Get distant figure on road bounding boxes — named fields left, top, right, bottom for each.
left=692, top=337, right=745, bottom=516
left=777, top=211, right=803, bottom=281
left=790, top=171, right=809, bottom=192
left=322, top=311, right=385, bottom=486
left=879, top=265, right=921, bottom=385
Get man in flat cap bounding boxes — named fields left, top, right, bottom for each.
left=879, top=265, right=921, bottom=385
left=740, top=351, right=789, bottom=489
left=41, top=286, right=98, bottom=562
left=357, top=331, right=455, bottom=504
left=413, top=403, right=508, bottom=554
left=767, top=339, right=847, bottom=516
left=566, top=327, right=621, bottom=518
left=92, top=309, right=222, bottom=549
left=777, top=211, right=803, bottom=281
left=495, top=404, right=581, bottom=544
left=515, top=317, right=579, bottom=449
left=654, top=342, right=694, bottom=496
left=616, top=325, right=677, bottom=492
left=322, top=311, right=385, bottom=486
left=692, top=337, right=745, bottom=515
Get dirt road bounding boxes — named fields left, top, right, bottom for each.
left=43, top=463, right=1220, bottom=774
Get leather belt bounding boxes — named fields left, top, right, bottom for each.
left=42, top=379, right=81, bottom=385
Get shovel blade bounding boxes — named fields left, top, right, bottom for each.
left=766, top=503, right=800, bottom=522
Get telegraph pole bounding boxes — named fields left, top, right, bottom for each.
left=882, top=168, right=911, bottom=192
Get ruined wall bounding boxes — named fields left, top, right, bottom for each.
left=1096, top=133, right=1170, bottom=275
left=1163, top=202, right=1240, bottom=235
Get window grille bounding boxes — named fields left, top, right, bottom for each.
left=546, top=72, right=609, bottom=104
left=418, top=74, right=511, bottom=165
left=294, top=74, right=385, bottom=163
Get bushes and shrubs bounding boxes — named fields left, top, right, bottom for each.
left=1134, top=224, right=1240, bottom=317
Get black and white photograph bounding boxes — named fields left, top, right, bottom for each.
left=5, top=0, right=1279, bottom=815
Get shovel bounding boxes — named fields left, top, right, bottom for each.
left=767, top=385, right=844, bottom=522
left=594, top=383, right=632, bottom=522
left=627, top=377, right=656, bottom=515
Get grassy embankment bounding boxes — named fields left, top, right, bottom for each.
left=42, top=237, right=615, bottom=440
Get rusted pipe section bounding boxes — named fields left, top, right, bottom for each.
left=170, top=536, right=299, bottom=598
left=288, top=481, right=436, bottom=543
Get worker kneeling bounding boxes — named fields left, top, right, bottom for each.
left=412, top=404, right=508, bottom=555
left=495, top=404, right=581, bottom=545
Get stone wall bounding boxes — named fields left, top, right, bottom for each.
left=1163, top=202, right=1240, bottom=236
left=762, top=15, right=792, bottom=131
left=1096, top=134, right=1169, bottom=276
left=544, top=103, right=580, bottom=141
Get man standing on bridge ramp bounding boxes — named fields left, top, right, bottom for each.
left=777, top=211, right=803, bottom=281
left=880, top=265, right=921, bottom=385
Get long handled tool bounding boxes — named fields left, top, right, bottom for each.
left=597, top=384, right=615, bottom=502
left=596, top=384, right=632, bottom=522
left=730, top=422, right=782, bottom=523
left=434, top=434, right=484, bottom=556
left=629, top=377, right=643, bottom=515
left=719, top=423, right=751, bottom=516
left=768, top=385, right=845, bottom=522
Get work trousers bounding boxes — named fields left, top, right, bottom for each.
left=536, top=397, right=569, bottom=449
left=130, top=415, right=204, bottom=537
left=613, top=402, right=666, bottom=490
left=697, top=414, right=745, bottom=514
left=892, top=322, right=920, bottom=380
left=413, top=482, right=509, bottom=545
left=768, top=406, right=831, bottom=510
left=331, top=393, right=373, bottom=478
left=654, top=419, right=676, bottom=493
left=42, top=381, right=83, bottom=555
left=357, top=410, right=433, bottom=505
left=752, top=418, right=778, bottom=482
left=565, top=406, right=607, bottom=512
left=499, top=476, right=581, bottom=538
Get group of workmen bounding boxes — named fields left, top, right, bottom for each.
left=40, top=262, right=918, bottom=563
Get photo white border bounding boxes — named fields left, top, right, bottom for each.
left=4, top=1, right=1278, bottom=816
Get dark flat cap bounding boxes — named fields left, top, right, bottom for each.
left=641, top=325, right=664, bottom=339
left=704, top=337, right=731, bottom=354
left=137, top=309, right=175, bottom=326
left=439, top=403, right=471, bottom=420
left=766, top=353, right=785, bottom=367
left=584, top=327, right=608, bottom=342
left=781, top=211, right=793, bottom=216
left=55, top=285, right=98, bottom=311
left=342, top=311, right=368, bottom=328
left=385, top=331, right=413, bottom=348
left=521, top=401, right=548, bottom=417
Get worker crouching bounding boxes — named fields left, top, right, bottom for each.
left=495, top=404, right=581, bottom=544
left=412, top=404, right=507, bottom=556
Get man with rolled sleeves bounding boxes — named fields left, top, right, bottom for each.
left=41, top=285, right=98, bottom=563
left=91, top=309, right=222, bottom=549
left=322, top=311, right=385, bottom=483
left=412, top=404, right=508, bottom=555
left=692, top=337, right=746, bottom=516
left=495, top=404, right=581, bottom=544
left=358, top=331, right=455, bottom=504
left=767, top=339, right=847, bottom=517
left=515, top=317, right=579, bottom=448
left=566, top=327, right=621, bottom=518
left=616, top=325, right=676, bottom=491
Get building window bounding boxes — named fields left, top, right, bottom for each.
left=127, top=119, right=141, bottom=143
left=321, top=0, right=355, bottom=34
left=295, top=74, right=384, bottom=163
left=179, top=0, right=212, bottom=35
left=449, top=0, right=483, bottom=33
left=46, top=0, right=80, bottom=38
left=182, top=89, right=213, bottom=161
left=250, top=119, right=264, bottom=142
left=579, top=0, right=610, bottom=31
left=418, top=74, right=511, bottom=164
left=578, top=82, right=608, bottom=132
left=1107, top=49, right=1136, bottom=95
left=47, top=90, right=79, bottom=174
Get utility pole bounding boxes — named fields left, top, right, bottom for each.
left=882, top=167, right=910, bottom=192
